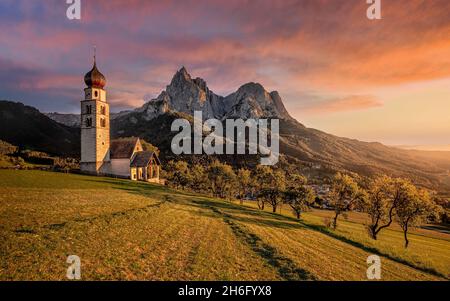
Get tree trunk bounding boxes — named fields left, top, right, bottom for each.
left=368, top=225, right=378, bottom=240
left=332, top=212, right=339, bottom=229
left=403, top=228, right=409, bottom=248
left=296, top=212, right=300, bottom=219
left=258, top=200, right=264, bottom=210
left=372, top=229, right=378, bottom=240
left=372, top=206, right=395, bottom=239
left=272, top=205, right=277, bottom=213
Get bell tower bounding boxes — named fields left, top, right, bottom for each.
left=80, top=49, right=110, bottom=174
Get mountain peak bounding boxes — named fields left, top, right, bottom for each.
left=228, top=82, right=292, bottom=120
left=145, top=68, right=293, bottom=120
left=241, top=82, right=263, bottom=88
left=171, top=66, right=192, bottom=84
left=178, top=66, right=189, bottom=75
left=238, top=82, right=265, bottom=94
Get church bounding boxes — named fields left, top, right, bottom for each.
left=80, top=55, right=161, bottom=183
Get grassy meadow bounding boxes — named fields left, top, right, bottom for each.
left=0, top=170, right=448, bottom=280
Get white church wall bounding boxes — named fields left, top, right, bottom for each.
left=110, top=159, right=131, bottom=177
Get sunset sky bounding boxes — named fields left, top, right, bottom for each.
left=0, top=0, right=449, bottom=148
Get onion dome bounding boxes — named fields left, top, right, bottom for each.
left=84, top=58, right=106, bottom=89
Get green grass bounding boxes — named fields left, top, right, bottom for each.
left=240, top=202, right=450, bottom=279
left=0, top=170, right=449, bottom=280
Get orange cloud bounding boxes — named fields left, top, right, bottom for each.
left=304, top=95, right=383, bottom=114
left=1, top=0, right=449, bottom=116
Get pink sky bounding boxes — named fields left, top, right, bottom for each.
left=0, top=0, right=449, bottom=147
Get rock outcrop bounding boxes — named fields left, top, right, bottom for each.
left=137, top=67, right=293, bottom=121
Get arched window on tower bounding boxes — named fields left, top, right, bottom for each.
left=95, top=91, right=99, bottom=98
left=86, top=105, right=92, bottom=114
left=86, top=117, right=92, bottom=127
left=100, top=106, right=106, bottom=115
left=100, top=118, right=106, bottom=127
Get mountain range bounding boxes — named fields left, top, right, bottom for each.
left=139, top=67, right=292, bottom=121
left=1, top=67, right=450, bottom=194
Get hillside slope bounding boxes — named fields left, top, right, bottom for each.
left=0, top=101, right=80, bottom=157
left=111, top=109, right=450, bottom=193
left=279, top=119, right=450, bottom=191
left=112, top=67, right=450, bottom=192
left=0, top=170, right=448, bottom=280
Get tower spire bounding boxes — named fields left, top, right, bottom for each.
left=93, top=45, right=97, bottom=65
left=84, top=45, right=106, bottom=89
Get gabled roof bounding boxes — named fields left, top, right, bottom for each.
left=130, top=151, right=161, bottom=167
left=110, top=137, right=140, bottom=159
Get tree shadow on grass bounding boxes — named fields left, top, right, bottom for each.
left=192, top=199, right=302, bottom=224
left=421, top=225, right=450, bottom=235
left=190, top=200, right=316, bottom=280
left=80, top=177, right=166, bottom=193
left=76, top=178, right=448, bottom=280
left=14, top=200, right=168, bottom=235
left=299, top=221, right=448, bottom=280
left=193, top=202, right=302, bottom=230
left=80, top=177, right=210, bottom=203
left=224, top=216, right=315, bottom=281
left=191, top=198, right=448, bottom=280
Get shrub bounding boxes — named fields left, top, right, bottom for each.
left=0, top=140, right=17, bottom=155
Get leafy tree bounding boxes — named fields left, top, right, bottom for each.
left=433, top=197, right=450, bottom=224
left=395, top=186, right=441, bottom=248
left=53, top=157, right=79, bottom=173
left=284, top=174, right=313, bottom=219
left=289, top=174, right=308, bottom=186
left=140, top=139, right=160, bottom=156
left=254, top=166, right=271, bottom=210
left=284, top=174, right=315, bottom=219
left=189, top=164, right=207, bottom=192
left=259, top=188, right=282, bottom=213
left=364, top=176, right=404, bottom=240
left=236, top=168, right=252, bottom=205
left=256, top=166, right=286, bottom=212
left=0, top=140, right=17, bottom=155
left=207, top=160, right=237, bottom=199
left=165, top=160, right=191, bottom=189
left=328, top=173, right=366, bottom=229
